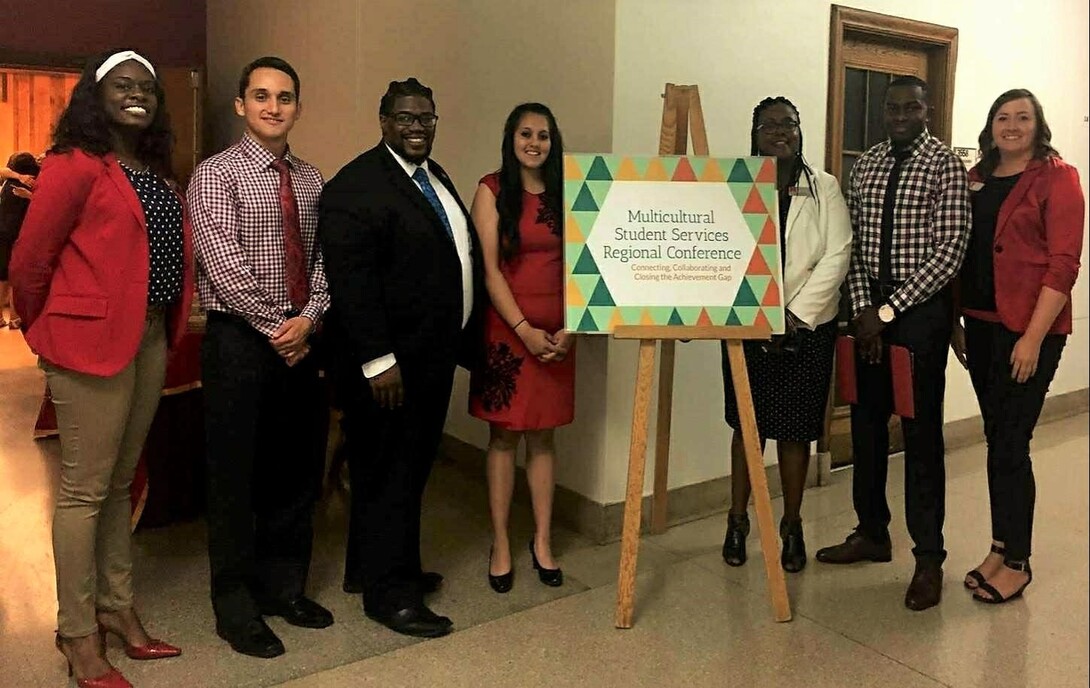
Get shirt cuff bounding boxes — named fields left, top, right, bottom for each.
left=362, top=354, right=397, bottom=379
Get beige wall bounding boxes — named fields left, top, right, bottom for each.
left=205, top=0, right=617, bottom=499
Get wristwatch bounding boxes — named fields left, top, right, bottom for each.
left=878, top=303, right=897, bottom=324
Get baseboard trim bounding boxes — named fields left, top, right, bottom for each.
left=439, top=387, right=1087, bottom=545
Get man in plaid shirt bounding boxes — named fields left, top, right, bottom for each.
left=188, top=57, right=333, bottom=658
left=816, top=76, right=970, bottom=612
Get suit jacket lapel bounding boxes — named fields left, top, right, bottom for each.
left=103, top=153, right=146, bottom=229
left=995, top=159, right=1043, bottom=241
left=378, top=144, right=451, bottom=239
left=783, top=174, right=811, bottom=245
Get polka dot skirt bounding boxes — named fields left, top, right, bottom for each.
left=120, top=162, right=184, bottom=305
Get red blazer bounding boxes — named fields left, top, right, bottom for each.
left=968, top=157, right=1084, bottom=335
left=10, top=149, right=195, bottom=376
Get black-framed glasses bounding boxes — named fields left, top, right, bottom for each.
left=756, top=119, right=800, bottom=132
left=385, top=111, right=439, bottom=128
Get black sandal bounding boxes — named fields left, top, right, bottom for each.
left=973, top=559, right=1032, bottom=604
left=964, top=543, right=1005, bottom=590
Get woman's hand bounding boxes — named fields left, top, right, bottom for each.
left=550, top=330, right=575, bottom=361
left=1010, top=334, right=1042, bottom=383
left=950, top=322, right=968, bottom=369
left=517, top=322, right=560, bottom=361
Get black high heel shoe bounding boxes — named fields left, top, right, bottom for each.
left=529, top=540, right=563, bottom=587
left=721, top=512, right=749, bottom=567
left=488, top=547, right=513, bottom=594
left=780, top=517, right=807, bottom=573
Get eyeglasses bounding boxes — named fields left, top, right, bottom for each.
left=385, top=111, right=439, bottom=128
left=756, top=119, right=800, bottom=132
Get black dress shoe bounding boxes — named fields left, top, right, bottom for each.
left=344, top=572, right=443, bottom=596
left=216, top=618, right=285, bottom=658
left=780, top=517, right=807, bottom=573
left=529, top=540, right=563, bottom=587
left=721, top=511, right=750, bottom=567
left=259, top=596, right=334, bottom=629
left=905, top=562, right=943, bottom=611
left=365, top=603, right=453, bottom=638
left=488, top=548, right=513, bottom=594
left=815, top=529, right=892, bottom=564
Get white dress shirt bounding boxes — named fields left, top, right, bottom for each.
left=362, top=145, right=474, bottom=378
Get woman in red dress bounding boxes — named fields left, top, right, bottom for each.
left=469, top=103, right=573, bottom=593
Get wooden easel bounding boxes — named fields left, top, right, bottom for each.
left=612, top=83, right=792, bottom=628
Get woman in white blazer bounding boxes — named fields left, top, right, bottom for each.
left=721, top=96, right=852, bottom=572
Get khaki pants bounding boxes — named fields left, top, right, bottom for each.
left=44, top=308, right=167, bottom=638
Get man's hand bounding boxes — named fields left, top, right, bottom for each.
left=857, top=334, right=883, bottom=365
left=284, top=345, right=311, bottom=367
left=950, top=322, right=968, bottom=369
left=369, top=364, right=404, bottom=409
left=270, top=316, right=313, bottom=357
left=853, top=305, right=885, bottom=341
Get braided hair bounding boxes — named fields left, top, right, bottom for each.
left=750, top=96, right=817, bottom=207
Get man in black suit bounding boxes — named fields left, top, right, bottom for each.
left=318, top=78, right=480, bottom=638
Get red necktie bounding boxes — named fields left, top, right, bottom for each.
left=273, top=158, right=309, bottom=312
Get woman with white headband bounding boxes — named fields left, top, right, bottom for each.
left=11, top=49, right=192, bottom=688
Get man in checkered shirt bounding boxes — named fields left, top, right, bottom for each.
left=188, top=56, right=333, bottom=659
left=816, top=76, right=971, bottom=612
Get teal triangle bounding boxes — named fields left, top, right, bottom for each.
left=563, top=180, right=585, bottom=211
left=667, top=308, right=685, bottom=326
left=726, top=308, right=744, bottom=326
left=586, top=156, right=613, bottom=181
left=586, top=180, right=613, bottom=208
left=577, top=309, right=599, bottom=332
left=573, top=246, right=600, bottom=275
left=734, top=279, right=759, bottom=307
left=728, top=159, right=753, bottom=183
left=588, top=278, right=615, bottom=306
left=728, top=182, right=753, bottom=210
left=572, top=183, right=599, bottom=212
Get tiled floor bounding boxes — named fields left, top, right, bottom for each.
left=0, top=327, right=1086, bottom=687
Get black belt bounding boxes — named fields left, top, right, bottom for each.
left=869, top=277, right=903, bottom=301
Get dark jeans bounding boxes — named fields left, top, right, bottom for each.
left=852, top=288, right=952, bottom=564
left=202, top=312, right=326, bottom=626
left=964, top=317, right=1066, bottom=561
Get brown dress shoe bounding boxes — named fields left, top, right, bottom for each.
left=905, top=562, right=943, bottom=611
left=815, top=530, right=892, bottom=564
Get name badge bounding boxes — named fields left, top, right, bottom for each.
left=787, top=186, right=813, bottom=197
left=969, top=181, right=985, bottom=192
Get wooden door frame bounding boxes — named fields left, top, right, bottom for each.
left=825, top=5, right=959, bottom=180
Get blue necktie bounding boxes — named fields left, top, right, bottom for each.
left=412, top=166, right=454, bottom=241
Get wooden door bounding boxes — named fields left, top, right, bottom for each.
left=158, top=67, right=203, bottom=189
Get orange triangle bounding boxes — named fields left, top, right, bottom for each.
left=672, top=157, right=697, bottom=181
left=743, top=186, right=768, bottom=214
left=753, top=308, right=773, bottom=331
left=565, top=213, right=584, bottom=242
left=755, top=158, right=776, bottom=183
left=759, top=218, right=778, bottom=245
left=566, top=278, right=585, bottom=307
left=564, top=156, right=584, bottom=181
left=643, top=158, right=669, bottom=181
left=696, top=308, right=713, bottom=326
left=746, top=249, right=772, bottom=276
left=615, top=157, right=641, bottom=181
left=762, top=280, right=781, bottom=306
left=699, top=159, right=725, bottom=182
left=640, top=308, right=656, bottom=325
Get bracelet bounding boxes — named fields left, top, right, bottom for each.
left=511, top=318, right=527, bottom=332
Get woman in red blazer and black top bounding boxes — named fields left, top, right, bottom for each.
left=10, top=50, right=192, bottom=687
left=952, top=89, right=1084, bottom=605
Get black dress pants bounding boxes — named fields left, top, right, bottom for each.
left=964, top=316, right=1066, bottom=561
left=202, top=312, right=326, bottom=626
left=851, top=289, right=952, bottom=564
left=343, top=358, right=456, bottom=613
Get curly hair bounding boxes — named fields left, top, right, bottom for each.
left=495, top=103, right=564, bottom=262
left=51, top=49, right=174, bottom=179
left=975, top=88, right=1059, bottom=179
left=750, top=96, right=817, bottom=206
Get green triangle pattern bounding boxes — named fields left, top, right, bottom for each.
left=586, top=156, right=613, bottom=181
left=577, top=309, right=599, bottom=332
left=688, top=157, right=709, bottom=178
left=586, top=180, right=613, bottom=209
left=733, top=306, right=760, bottom=325
left=745, top=156, right=766, bottom=179
left=744, top=214, right=766, bottom=241
left=667, top=308, right=685, bottom=326
left=573, top=246, right=601, bottom=275
left=588, top=279, right=615, bottom=306
left=746, top=275, right=772, bottom=302
left=733, top=279, right=759, bottom=307
left=759, top=245, right=780, bottom=274
left=620, top=306, right=644, bottom=324
left=676, top=306, right=702, bottom=325
left=564, top=180, right=585, bottom=208
left=762, top=307, right=784, bottom=333
left=572, top=183, right=598, bottom=212
left=588, top=306, right=615, bottom=327
left=706, top=307, right=733, bottom=326
left=566, top=306, right=586, bottom=327
left=727, top=182, right=753, bottom=210
left=648, top=306, right=675, bottom=325
left=572, top=274, right=600, bottom=301
left=564, top=243, right=584, bottom=267
left=758, top=183, right=777, bottom=216
left=726, top=308, right=744, bottom=326
left=659, top=157, right=681, bottom=178
left=728, top=159, right=753, bottom=183
left=571, top=210, right=600, bottom=239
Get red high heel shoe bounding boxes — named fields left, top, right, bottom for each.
left=55, top=633, right=134, bottom=688
left=98, top=623, right=182, bottom=660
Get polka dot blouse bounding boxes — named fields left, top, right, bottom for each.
left=120, top=162, right=184, bottom=306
